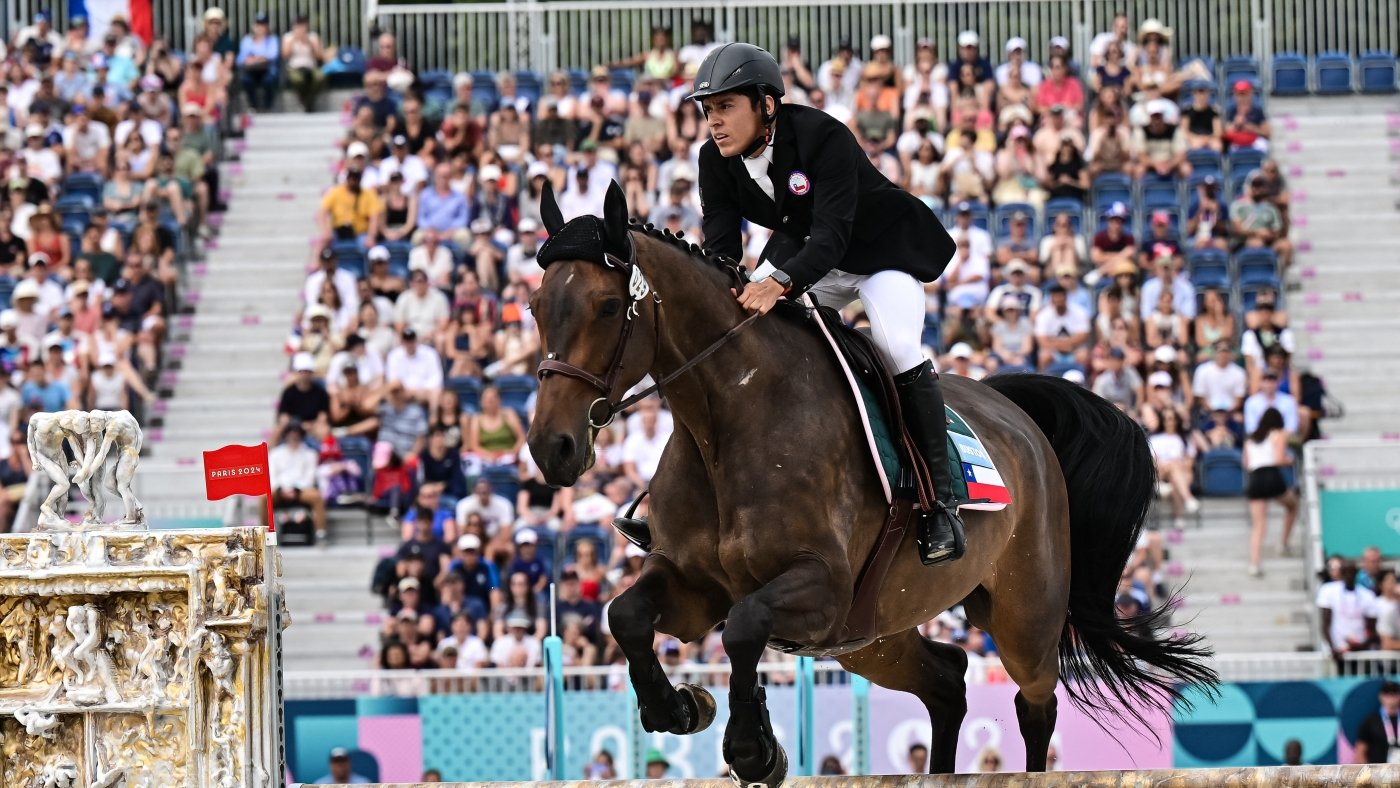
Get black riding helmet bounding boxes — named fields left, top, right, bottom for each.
left=687, top=42, right=785, bottom=157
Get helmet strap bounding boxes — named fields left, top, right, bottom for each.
left=741, top=89, right=776, bottom=159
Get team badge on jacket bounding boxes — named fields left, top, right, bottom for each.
left=787, top=171, right=811, bottom=196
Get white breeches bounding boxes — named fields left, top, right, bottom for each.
left=806, top=269, right=927, bottom=375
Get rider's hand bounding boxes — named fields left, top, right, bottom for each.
left=732, top=278, right=788, bottom=315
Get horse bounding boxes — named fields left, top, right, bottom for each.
left=526, top=181, right=1218, bottom=784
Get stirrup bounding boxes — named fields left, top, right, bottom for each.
left=612, top=490, right=653, bottom=551
left=916, top=501, right=967, bottom=567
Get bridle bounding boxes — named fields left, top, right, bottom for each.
left=535, top=234, right=761, bottom=433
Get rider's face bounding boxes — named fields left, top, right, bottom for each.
left=702, top=93, right=763, bottom=157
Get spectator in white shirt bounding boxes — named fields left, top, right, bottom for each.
left=1243, top=369, right=1299, bottom=434
left=948, top=204, right=994, bottom=260
left=559, top=166, right=607, bottom=221
left=456, top=478, right=516, bottom=539
left=305, top=246, right=360, bottom=314
left=378, top=134, right=429, bottom=194
left=327, top=334, right=385, bottom=392
left=1138, top=255, right=1197, bottom=320
left=984, top=259, right=1042, bottom=322
left=503, top=219, right=544, bottom=288
left=407, top=230, right=453, bottom=289
left=1034, top=284, right=1091, bottom=370
left=1317, top=561, right=1379, bottom=665
left=490, top=611, right=543, bottom=667
left=21, top=125, right=63, bottom=189
left=1191, top=340, right=1247, bottom=414
left=622, top=408, right=670, bottom=488
left=939, top=235, right=990, bottom=319
left=1088, top=13, right=1137, bottom=68
left=996, top=38, right=1043, bottom=86
left=386, top=327, right=443, bottom=416
left=394, top=268, right=451, bottom=343
left=62, top=106, right=110, bottom=176
left=268, top=421, right=327, bottom=539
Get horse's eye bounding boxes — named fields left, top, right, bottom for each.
left=600, top=298, right=622, bottom=317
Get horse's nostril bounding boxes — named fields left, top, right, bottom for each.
left=556, top=433, right=576, bottom=462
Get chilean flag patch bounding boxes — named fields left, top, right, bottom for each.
left=787, top=171, right=810, bottom=196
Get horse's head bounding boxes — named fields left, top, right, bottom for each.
left=527, top=180, right=659, bottom=486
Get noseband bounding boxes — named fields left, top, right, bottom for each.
left=536, top=245, right=659, bottom=429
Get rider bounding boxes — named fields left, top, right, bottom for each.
left=616, top=43, right=967, bottom=566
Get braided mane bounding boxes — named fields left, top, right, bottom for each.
left=626, top=218, right=748, bottom=289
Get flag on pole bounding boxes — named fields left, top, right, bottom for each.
left=68, top=0, right=154, bottom=44
left=203, top=442, right=274, bottom=531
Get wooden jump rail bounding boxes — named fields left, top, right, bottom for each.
left=303, top=764, right=1399, bottom=788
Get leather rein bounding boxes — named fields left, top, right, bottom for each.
left=536, top=242, right=761, bottom=431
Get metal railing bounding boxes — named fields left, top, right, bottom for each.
left=6, top=1, right=1400, bottom=77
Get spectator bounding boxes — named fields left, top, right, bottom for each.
left=621, top=404, right=670, bottom=489
left=320, top=167, right=383, bottom=245
left=1131, top=99, right=1189, bottom=181
left=401, top=483, right=458, bottom=546
left=1230, top=171, right=1292, bottom=267
left=492, top=597, right=545, bottom=667
left=1148, top=405, right=1200, bottom=527
left=950, top=31, right=994, bottom=85
left=447, top=534, right=498, bottom=624
left=385, top=327, right=444, bottom=417
left=437, top=609, right=489, bottom=668
left=1089, top=12, right=1137, bottom=69
left=407, top=232, right=453, bottom=290
left=381, top=134, right=430, bottom=194
left=62, top=106, right=110, bottom=177
left=268, top=421, right=327, bottom=540
left=1192, top=340, right=1247, bottom=414
left=236, top=11, right=279, bottom=112
left=1093, top=347, right=1144, bottom=410
left=1222, top=80, right=1270, bottom=152
left=944, top=342, right=986, bottom=380
left=313, top=747, right=370, bottom=785
left=1182, top=83, right=1223, bottom=151
left=1360, top=547, right=1386, bottom=592
left=1186, top=175, right=1231, bottom=252
left=456, top=478, right=516, bottom=543
left=1354, top=681, right=1400, bottom=763
left=280, top=14, right=326, bottom=112
left=1240, top=290, right=1294, bottom=380
left=1034, top=284, right=1091, bottom=370
left=277, top=352, right=330, bottom=437
left=1243, top=368, right=1299, bottom=435
left=985, top=259, right=1041, bottom=318
left=991, top=127, right=1045, bottom=207
left=417, top=162, right=470, bottom=245
left=1089, top=202, right=1136, bottom=283
left=1318, top=561, right=1379, bottom=670
left=1139, top=252, right=1196, bottom=321
left=394, top=266, right=451, bottom=342
left=1091, top=39, right=1132, bottom=93
left=1033, top=55, right=1083, bottom=116
left=1040, top=212, right=1088, bottom=276
left=1086, top=106, right=1131, bottom=178
left=1244, top=407, right=1298, bottom=577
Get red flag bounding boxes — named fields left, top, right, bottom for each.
left=203, top=443, right=274, bottom=531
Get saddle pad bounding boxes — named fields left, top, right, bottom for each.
left=807, top=300, right=1010, bottom=511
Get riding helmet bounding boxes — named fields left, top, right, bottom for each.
left=685, top=42, right=786, bottom=102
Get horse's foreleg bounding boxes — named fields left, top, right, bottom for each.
left=608, top=556, right=705, bottom=736
left=723, top=556, right=838, bottom=787
left=838, top=629, right=968, bottom=775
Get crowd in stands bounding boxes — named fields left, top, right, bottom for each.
left=0, top=8, right=235, bottom=530
left=260, top=12, right=1345, bottom=678
left=1316, top=548, right=1400, bottom=671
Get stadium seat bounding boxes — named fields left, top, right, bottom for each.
left=563, top=524, right=613, bottom=566
left=993, top=202, right=1038, bottom=239
left=1092, top=173, right=1132, bottom=210
left=325, top=46, right=367, bottom=89
left=1043, top=361, right=1085, bottom=380
left=1221, top=55, right=1260, bottom=87
left=1186, top=149, right=1223, bottom=178
left=959, top=201, right=991, bottom=231
left=418, top=70, right=453, bottom=89
left=1187, top=250, right=1231, bottom=290
left=610, top=69, right=635, bottom=94
left=1271, top=52, right=1310, bottom=95
left=446, top=376, right=483, bottom=414
left=470, top=70, right=500, bottom=106
left=493, top=374, right=538, bottom=417
left=482, top=465, right=521, bottom=505
left=1360, top=50, right=1398, bottom=94
left=331, top=241, right=366, bottom=278
left=1200, top=448, right=1245, bottom=496
left=1239, top=283, right=1282, bottom=313
left=1316, top=52, right=1355, bottom=94
left=0, top=277, right=15, bottom=311
left=382, top=239, right=412, bottom=279
left=566, top=69, right=589, bottom=94
left=1044, top=198, right=1085, bottom=234
left=61, top=173, right=103, bottom=204
left=920, top=313, right=943, bottom=354
left=1141, top=179, right=1181, bottom=211
left=1228, top=148, right=1265, bottom=180
left=1236, top=248, right=1280, bottom=287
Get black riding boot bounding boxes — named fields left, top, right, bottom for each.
left=612, top=491, right=652, bottom=551
left=895, top=360, right=967, bottom=566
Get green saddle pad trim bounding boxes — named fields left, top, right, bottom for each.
left=855, top=378, right=971, bottom=500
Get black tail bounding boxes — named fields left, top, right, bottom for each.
left=984, top=373, right=1220, bottom=725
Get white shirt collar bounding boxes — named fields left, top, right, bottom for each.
left=742, top=143, right=774, bottom=180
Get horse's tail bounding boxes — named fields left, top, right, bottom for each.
left=983, top=373, right=1220, bottom=726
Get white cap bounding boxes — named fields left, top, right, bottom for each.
left=457, top=533, right=482, bottom=551
left=1062, top=368, right=1086, bottom=384
left=24, top=124, right=44, bottom=138
left=346, top=141, right=369, bottom=159
left=526, top=161, right=550, bottom=180
left=514, top=529, right=538, bottom=545
left=517, top=218, right=539, bottom=233
left=671, top=162, right=697, bottom=183
left=1049, top=35, right=1070, bottom=49
left=452, top=72, right=474, bottom=89
left=479, top=164, right=503, bottom=182
left=949, top=342, right=974, bottom=359
left=1153, top=345, right=1177, bottom=364
left=98, top=350, right=117, bottom=366
left=305, top=304, right=333, bottom=322
left=958, top=30, right=980, bottom=47
left=870, top=34, right=893, bottom=52
left=0, top=310, right=17, bottom=329
left=292, top=352, right=316, bottom=372
left=367, top=244, right=391, bottom=261
left=1148, top=370, right=1174, bottom=388
left=13, top=280, right=41, bottom=301
left=1147, top=98, right=1176, bottom=117
left=1005, top=36, right=1028, bottom=53
left=469, top=217, right=494, bottom=234
left=625, top=543, right=647, bottom=559
left=203, top=7, right=225, bottom=21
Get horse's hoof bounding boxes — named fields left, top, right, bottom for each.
left=728, top=740, right=787, bottom=788
left=675, top=684, right=716, bottom=734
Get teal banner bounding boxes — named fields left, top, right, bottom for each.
left=1319, top=488, right=1400, bottom=557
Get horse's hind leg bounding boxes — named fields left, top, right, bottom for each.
left=838, top=628, right=968, bottom=774
left=722, top=557, right=840, bottom=786
left=608, top=554, right=720, bottom=736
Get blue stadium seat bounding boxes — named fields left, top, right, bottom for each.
left=1043, top=362, right=1085, bottom=380
left=1141, top=179, right=1181, bottom=210
left=1221, top=56, right=1260, bottom=87
left=993, top=203, right=1039, bottom=240
left=920, top=313, right=943, bottom=354
left=61, top=173, right=103, bottom=204
left=958, top=201, right=991, bottom=231
left=424, top=85, right=453, bottom=108
left=1239, top=283, right=1281, bottom=312
left=382, top=239, right=412, bottom=278
left=0, top=277, right=15, bottom=311
left=331, top=241, right=366, bottom=278
left=563, top=524, right=613, bottom=565
left=1200, top=448, right=1245, bottom=496
left=1360, top=50, right=1398, bottom=94
left=1178, top=78, right=1217, bottom=107
left=1187, top=250, right=1231, bottom=290
left=1236, top=248, right=1280, bottom=288
left=1316, top=52, right=1355, bottom=94
left=446, top=375, right=483, bottom=414
left=566, top=69, right=589, bottom=94
left=419, top=69, right=454, bottom=89
left=493, top=375, right=538, bottom=417
left=1271, top=52, right=1310, bottom=95
left=325, top=46, right=367, bottom=89
left=1044, top=198, right=1085, bottom=234
left=610, top=69, right=635, bottom=94
left=471, top=70, right=499, bottom=106
left=1227, top=148, right=1265, bottom=180
left=1186, top=149, right=1223, bottom=178
left=1091, top=173, right=1132, bottom=210
left=482, top=465, right=521, bottom=505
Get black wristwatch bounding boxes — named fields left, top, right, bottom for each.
left=767, top=268, right=793, bottom=293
